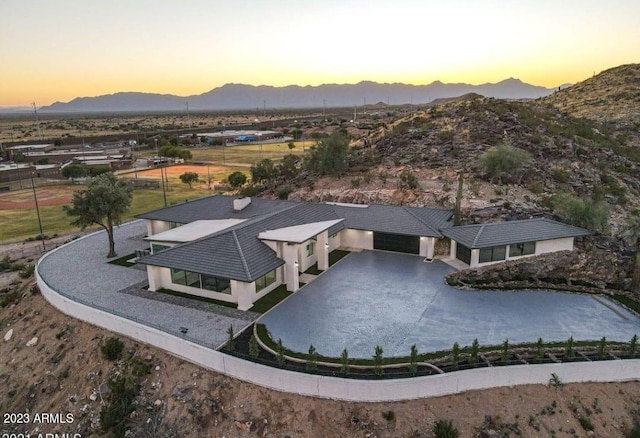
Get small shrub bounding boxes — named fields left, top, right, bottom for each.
left=239, top=184, right=260, bottom=197
left=408, top=344, right=418, bottom=375
left=549, top=373, right=563, bottom=388
left=0, top=255, right=12, bottom=271
left=340, top=348, right=350, bottom=375
left=536, top=337, right=544, bottom=360
left=249, top=333, right=260, bottom=359
left=100, top=374, right=138, bottom=437
left=501, top=338, right=510, bottom=363
left=451, top=342, right=460, bottom=369
left=276, top=185, right=294, bottom=200
left=598, top=336, right=607, bottom=358
left=19, top=264, right=35, bottom=279
left=629, top=424, right=640, bottom=438
left=363, top=172, right=373, bottom=184
left=398, top=169, right=419, bottom=190
left=129, top=357, right=152, bottom=377
left=350, top=177, right=361, bottom=188
left=629, top=334, right=638, bottom=356
left=470, top=339, right=480, bottom=365
left=382, top=410, right=395, bottom=422
left=275, top=338, right=285, bottom=367
left=578, top=417, right=594, bottom=431
left=565, top=336, right=575, bottom=359
left=0, top=289, right=20, bottom=308
left=378, top=170, right=388, bottom=185
left=306, top=344, right=318, bottom=371
left=433, top=419, right=459, bottom=438
left=373, top=345, right=384, bottom=376
left=101, top=337, right=124, bottom=361
left=225, top=325, right=235, bottom=351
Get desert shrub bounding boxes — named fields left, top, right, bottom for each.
left=0, top=256, right=12, bottom=271
left=480, top=143, right=532, bottom=184
left=227, top=171, right=247, bottom=188
left=382, top=410, right=395, bottom=421
left=551, top=192, right=609, bottom=232
left=101, top=337, right=124, bottom=361
left=239, top=184, right=260, bottom=197
left=398, top=169, right=419, bottom=190
left=551, top=166, right=572, bottom=183
left=340, top=348, right=350, bottom=375
left=305, top=344, right=318, bottom=371
left=19, top=264, right=35, bottom=279
left=129, top=357, right=152, bottom=377
left=373, top=345, right=384, bottom=376
left=249, top=333, right=260, bottom=358
left=579, top=417, right=594, bottom=431
left=350, top=177, right=361, bottom=188
left=276, top=185, right=294, bottom=200
left=433, top=419, right=459, bottom=438
left=100, top=374, right=138, bottom=437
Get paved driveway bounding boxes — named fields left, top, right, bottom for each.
left=259, top=250, right=640, bottom=358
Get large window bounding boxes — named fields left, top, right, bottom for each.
left=171, top=268, right=230, bottom=293
left=456, top=242, right=472, bottom=265
left=479, top=245, right=507, bottom=263
left=151, top=243, right=170, bottom=254
left=306, top=242, right=315, bottom=257
left=169, top=222, right=181, bottom=229
left=256, top=269, right=277, bottom=292
left=510, top=241, right=536, bottom=257
left=201, top=274, right=231, bottom=294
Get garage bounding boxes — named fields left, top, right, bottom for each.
left=373, top=232, right=420, bottom=254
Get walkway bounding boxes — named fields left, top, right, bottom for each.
left=37, top=221, right=257, bottom=348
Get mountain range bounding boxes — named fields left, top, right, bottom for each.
left=39, top=79, right=558, bottom=113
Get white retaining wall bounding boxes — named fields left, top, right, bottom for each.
left=36, top=238, right=640, bottom=402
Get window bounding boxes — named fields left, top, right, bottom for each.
left=256, top=269, right=277, bottom=292
left=169, top=221, right=181, bottom=229
left=201, top=274, right=231, bottom=294
left=151, top=243, right=170, bottom=254
left=479, top=245, right=507, bottom=263
left=306, top=242, right=315, bottom=257
left=456, top=242, right=472, bottom=265
left=171, top=268, right=186, bottom=285
left=510, top=241, right=536, bottom=257
left=171, top=268, right=203, bottom=289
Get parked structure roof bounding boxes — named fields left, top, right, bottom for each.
left=441, top=218, right=591, bottom=249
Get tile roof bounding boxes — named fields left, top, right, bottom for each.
left=137, top=195, right=454, bottom=281
left=441, top=218, right=591, bottom=249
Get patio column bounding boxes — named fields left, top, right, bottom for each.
left=317, top=230, right=329, bottom=271
left=283, top=242, right=300, bottom=292
left=419, top=237, right=435, bottom=259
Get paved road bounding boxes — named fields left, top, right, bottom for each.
left=260, top=250, right=640, bottom=358
left=37, top=221, right=256, bottom=349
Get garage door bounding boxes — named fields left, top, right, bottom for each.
left=373, top=232, right=420, bottom=254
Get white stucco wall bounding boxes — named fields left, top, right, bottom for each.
left=298, top=239, right=318, bottom=273
left=147, top=220, right=170, bottom=236
left=536, top=237, right=574, bottom=255
left=148, top=266, right=237, bottom=305
left=37, top=255, right=640, bottom=402
left=419, top=237, right=435, bottom=259
left=340, top=229, right=373, bottom=250
left=328, top=233, right=341, bottom=251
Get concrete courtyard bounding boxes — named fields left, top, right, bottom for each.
left=259, top=250, right=640, bottom=358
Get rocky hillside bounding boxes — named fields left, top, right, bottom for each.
left=544, top=63, right=640, bottom=123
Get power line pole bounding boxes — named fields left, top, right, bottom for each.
left=30, top=172, right=45, bottom=251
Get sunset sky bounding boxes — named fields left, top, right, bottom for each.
left=1, top=0, right=638, bottom=107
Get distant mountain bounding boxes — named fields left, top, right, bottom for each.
left=544, top=63, right=640, bottom=122
left=41, top=79, right=557, bottom=113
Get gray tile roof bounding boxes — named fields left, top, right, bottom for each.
left=441, top=218, right=591, bottom=249
left=329, top=204, right=452, bottom=237
left=136, top=195, right=296, bottom=223
left=137, top=195, right=454, bottom=281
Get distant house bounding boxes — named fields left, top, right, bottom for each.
left=136, top=196, right=590, bottom=310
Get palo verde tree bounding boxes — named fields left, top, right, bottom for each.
left=64, top=173, right=133, bottom=258
left=621, top=208, right=640, bottom=291
left=250, top=158, right=278, bottom=183
left=304, top=130, right=350, bottom=176
left=179, top=171, right=199, bottom=189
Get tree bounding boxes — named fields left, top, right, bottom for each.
left=64, top=173, right=133, bottom=258
left=304, top=130, right=350, bottom=176
left=228, top=171, right=247, bottom=189
left=480, top=143, right=532, bottom=185
left=158, top=145, right=192, bottom=160
left=53, top=138, right=63, bottom=147
left=62, top=164, right=87, bottom=180
left=250, top=158, right=277, bottom=183
left=179, top=171, right=198, bottom=189
left=621, top=208, right=640, bottom=290
left=277, top=154, right=301, bottom=180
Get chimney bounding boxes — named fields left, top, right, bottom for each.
left=233, top=196, right=251, bottom=212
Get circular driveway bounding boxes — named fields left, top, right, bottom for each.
left=259, top=250, right=640, bottom=358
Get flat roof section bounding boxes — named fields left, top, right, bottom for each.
left=146, top=219, right=246, bottom=243
left=258, top=219, right=344, bottom=243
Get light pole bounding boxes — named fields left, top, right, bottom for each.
left=30, top=172, right=45, bottom=251
left=257, top=132, right=263, bottom=160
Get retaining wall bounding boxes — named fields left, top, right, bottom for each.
left=36, top=236, right=640, bottom=402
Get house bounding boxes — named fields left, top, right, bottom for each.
left=136, top=196, right=590, bottom=310
left=441, top=218, right=591, bottom=267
